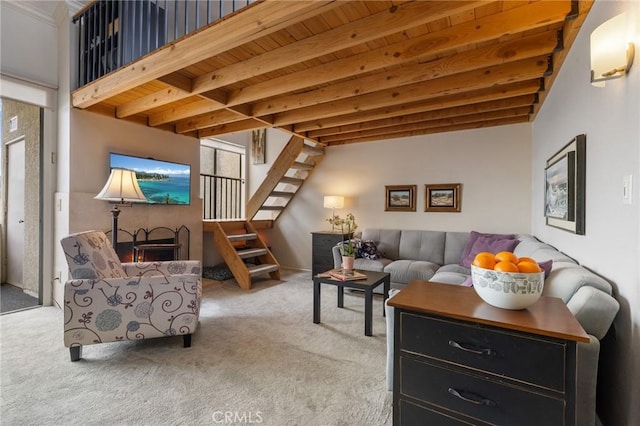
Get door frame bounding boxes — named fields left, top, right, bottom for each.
left=3, top=135, right=26, bottom=288
left=1, top=74, right=57, bottom=306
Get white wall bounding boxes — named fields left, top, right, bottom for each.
left=532, top=1, right=640, bottom=424
left=52, top=109, right=204, bottom=307
left=271, top=123, right=533, bottom=270
left=0, top=2, right=59, bottom=88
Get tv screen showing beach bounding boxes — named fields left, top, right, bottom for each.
left=110, top=153, right=191, bottom=205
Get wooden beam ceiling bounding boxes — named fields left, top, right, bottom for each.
left=72, top=0, right=592, bottom=146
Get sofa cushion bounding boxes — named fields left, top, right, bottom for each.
left=398, top=230, right=445, bottom=264
left=444, top=232, right=470, bottom=265
left=431, top=270, right=471, bottom=286
left=460, top=231, right=516, bottom=267
left=353, top=257, right=393, bottom=272
left=384, top=260, right=438, bottom=284
left=542, top=262, right=613, bottom=302
left=460, top=236, right=519, bottom=268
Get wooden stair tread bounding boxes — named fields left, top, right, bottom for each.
left=227, top=233, right=257, bottom=242
left=260, top=205, right=284, bottom=211
left=248, top=263, right=279, bottom=276
left=302, top=145, right=324, bottom=156
left=237, top=248, right=268, bottom=258
left=291, top=161, right=313, bottom=170
left=270, top=191, right=295, bottom=198
left=279, top=176, right=304, bottom=185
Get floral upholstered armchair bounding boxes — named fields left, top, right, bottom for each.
left=60, top=230, right=202, bottom=361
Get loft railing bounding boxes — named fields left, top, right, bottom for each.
left=73, top=0, right=254, bottom=87
left=201, top=174, right=244, bottom=220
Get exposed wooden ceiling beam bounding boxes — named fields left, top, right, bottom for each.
left=273, top=56, right=550, bottom=126
left=226, top=0, right=571, bottom=108
left=330, top=116, right=530, bottom=146
left=72, top=0, right=339, bottom=108
left=252, top=31, right=558, bottom=117
left=320, top=106, right=533, bottom=144
left=308, top=95, right=537, bottom=139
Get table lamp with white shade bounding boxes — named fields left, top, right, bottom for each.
left=323, top=195, right=344, bottom=231
left=95, top=168, right=147, bottom=248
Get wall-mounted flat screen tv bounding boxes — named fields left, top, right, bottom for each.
left=110, top=153, right=191, bottom=205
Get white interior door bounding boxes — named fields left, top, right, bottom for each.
left=6, top=139, right=25, bottom=287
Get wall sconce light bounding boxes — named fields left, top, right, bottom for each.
left=323, top=195, right=344, bottom=231
left=95, top=168, right=147, bottom=249
left=590, top=12, right=635, bottom=87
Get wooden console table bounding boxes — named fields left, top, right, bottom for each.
left=388, top=280, right=589, bottom=425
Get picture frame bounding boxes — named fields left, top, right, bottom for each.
left=385, top=185, right=416, bottom=212
left=424, top=183, right=461, bottom=212
left=251, top=129, right=266, bottom=164
left=544, top=134, right=586, bottom=234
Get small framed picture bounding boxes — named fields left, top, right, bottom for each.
left=385, top=185, right=416, bottom=212
left=251, top=129, right=266, bottom=164
left=425, top=183, right=461, bottom=212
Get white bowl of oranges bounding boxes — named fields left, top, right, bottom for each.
left=470, top=251, right=544, bottom=310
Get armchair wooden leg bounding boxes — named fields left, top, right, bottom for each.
left=70, top=346, right=82, bottom=362
left=183, top=334, right=192, bottom=348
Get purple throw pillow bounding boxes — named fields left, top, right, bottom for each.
left=538, top=259, right=553, bottom=278
left=461, top=236, right=519, bottom=268
left=460, top=231, right=516, bottom=267
left=461, top=276, right=473, bottom=287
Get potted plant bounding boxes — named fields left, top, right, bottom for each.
left=327, top=213, right=358, bottom=274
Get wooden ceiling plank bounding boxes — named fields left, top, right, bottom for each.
left=308, top=94, right=536, bottom=138
left=295, top=79, right=540, bottom=132
left=227, top=0, right=571, bottom=107
left=252, top=30, right=557, bottom=116
left=72, top=0, right=339, bottom=108
left=148, top=98, right=225, bottom=126
left=130, top=0, right=485, bottom=116
left=197, top=119, right=270, bottom=139
left=175, top=110, right=248, bottom=133
left=274, top=56, right=549, bottom=126
left=320, top=106, right=532, bottom=143
left=329, top=116, right=529, bottom=146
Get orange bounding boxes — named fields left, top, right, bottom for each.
left=494, top=260, right=519, bottom=272
left=518, top=256, right=537, bottom=264
left=495, top=251, right=519, bottom=264
left=472, top=252, right=496, bottom=269
left=517, top=261, right=542, bottom=273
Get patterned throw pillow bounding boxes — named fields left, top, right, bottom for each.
left=356, top=240, right=385, bottom=260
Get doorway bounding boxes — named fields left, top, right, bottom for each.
left=1, top=98, right=41, bottom=313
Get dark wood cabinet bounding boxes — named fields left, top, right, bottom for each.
left=389, top=281, right=590, bottom=426
left=311, top=231, right=352, bottom=277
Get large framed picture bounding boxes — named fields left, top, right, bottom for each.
left=425, top=183, right=461, bottom=212
left=544, top=134, right=586, bottom=234
left=385, top=185, right=416, bottom=212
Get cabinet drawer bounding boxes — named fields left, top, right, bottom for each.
left=400, top=312, right=566, bottom=391
left=313, top=234, right=347, bottom=246
left=399, top=398, right=482, bottom=426
left=400, top=356, right=565, bottom=425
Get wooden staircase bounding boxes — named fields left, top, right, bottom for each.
left=247, top=135, right=325, bottom=221
left=204, top=220, right=280, bottom=290
left=207, top=135, right=325, bottom=289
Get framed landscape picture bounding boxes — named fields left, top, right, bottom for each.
left=425, top=183, right=461, bottom=212
left=385, top=185, right=416, bottom=212
left=545, top=134, right=586, bottom=234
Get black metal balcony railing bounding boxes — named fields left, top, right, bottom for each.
left=201, top=174, right=243, bottom=220
left=73, top=0, right=254, bottom=87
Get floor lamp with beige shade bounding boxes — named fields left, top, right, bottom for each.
left=94, top=168, right=147, bottom=249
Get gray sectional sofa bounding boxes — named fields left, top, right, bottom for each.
left=332, top=228, right=619, bottom=426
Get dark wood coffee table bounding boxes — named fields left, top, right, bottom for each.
left=312, top=269, right=391, bottom=336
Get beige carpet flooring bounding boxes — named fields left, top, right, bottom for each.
left=0, top=269, right=392, bottom=425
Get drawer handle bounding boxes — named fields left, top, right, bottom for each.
left=448, top=388, right=496, bottom=407
left=448, top=340, right=494, bottom=356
